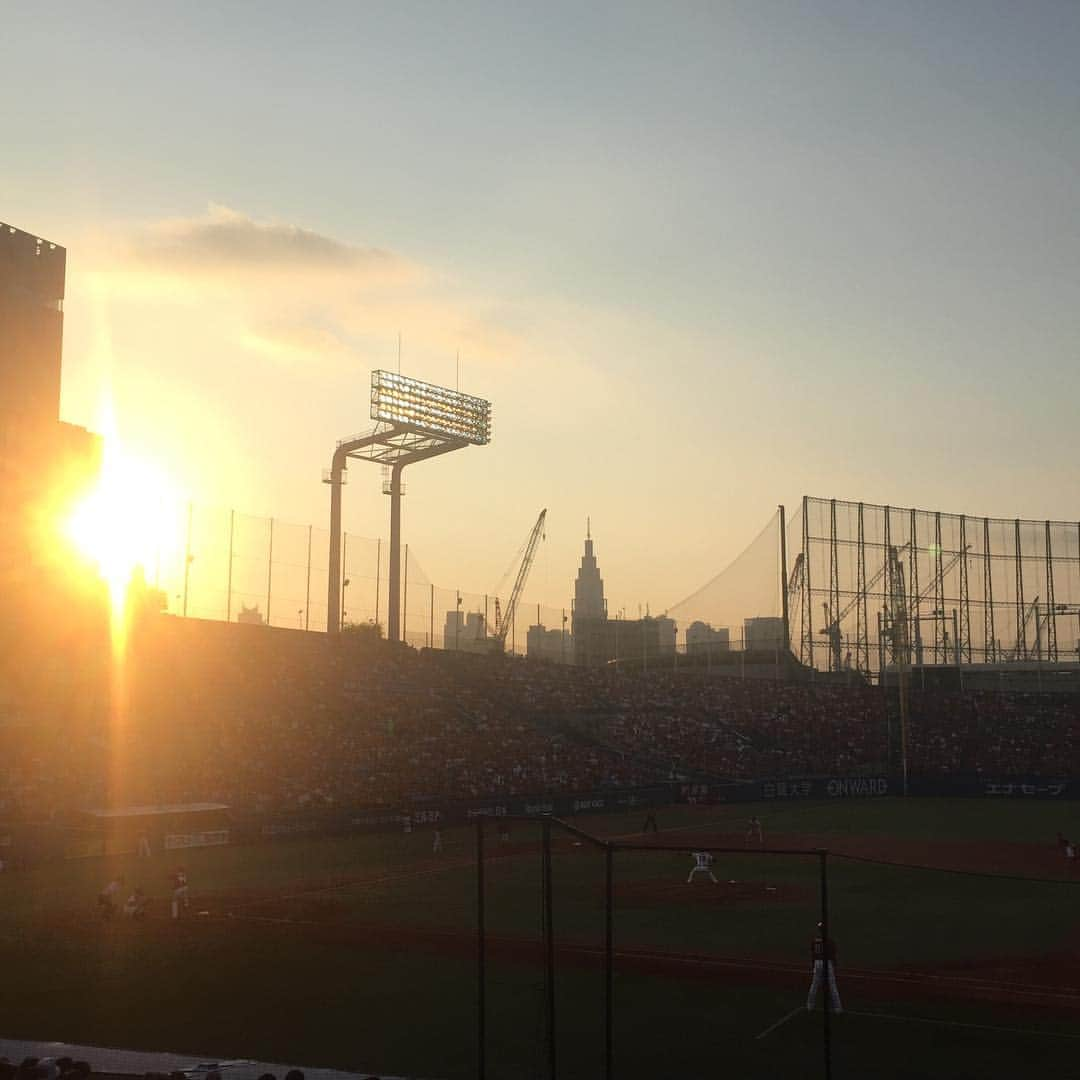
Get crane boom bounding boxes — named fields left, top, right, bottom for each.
left=494, top=509, right=547, bottom=648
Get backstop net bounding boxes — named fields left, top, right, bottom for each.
left=794, top=496, right=1080, bottom=678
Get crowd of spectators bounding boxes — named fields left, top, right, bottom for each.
left=575, top=677, right=889, bottom=780
left=907, top=689, right=1080, bottom=776
left=2, top=615, right=1080, bottom=826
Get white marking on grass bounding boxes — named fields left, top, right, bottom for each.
left=846, top=1010, right=1080, bottom=1041
left=754, top=1006, right=804, bottom=1040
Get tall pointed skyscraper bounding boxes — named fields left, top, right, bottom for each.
left=572, top=518, right=606, bottom=639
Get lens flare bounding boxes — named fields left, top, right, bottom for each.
left=63, top=409, right=182, bottom=651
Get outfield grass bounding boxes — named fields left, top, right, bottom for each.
left=2, top=798, right=1079, bottom=1079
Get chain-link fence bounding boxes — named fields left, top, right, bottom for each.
left=151, top=502, right=573, bottom=653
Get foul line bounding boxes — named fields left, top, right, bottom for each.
left=846, top=1009, right=1080, bottom=1041
left=754, top=1006, right=804, bottom=1041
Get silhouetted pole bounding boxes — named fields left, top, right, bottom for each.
left=403, top=543, right=409, bottom=644
left=374, top=537, right=381, bottom=631
left=779, top=503, right=790, bottom=653
left=604, top=843, right=614, bottom=1080
left=542, top=818, right=556, bottom=1080
left=387, top=463, right=404, bottom=642
left=304, top=524, right=312, bottom=631
left=266, top=517, right=274, bottom=625
left=326, top=448, right=346, bottom=634
left=226, top=508, right=235, bottom=623
left=819, top=850, right=832, bottom=1080
left=476, top=820, right=487, bottom=1080
left=341, top=532, right=349, bottom=631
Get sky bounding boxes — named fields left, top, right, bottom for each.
left=4, top=1, right=1080, bottom=620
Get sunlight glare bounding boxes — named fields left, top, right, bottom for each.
left=63, top=414, right=182, bottom=642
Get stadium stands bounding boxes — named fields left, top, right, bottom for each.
left=2, top=616, right=1079, bottom=826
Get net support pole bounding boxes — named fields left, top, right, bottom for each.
left=266, top=517, right=274, bottom=625
left=304, top=524, right=312, bottom=631
left=779, top=503, right=790, bottom=655
left=226, top=508, right=235, bottom=623
left=542, top=818, right=556, bottom=1080
left=819, top=849, right=833, bottom=1080
left=476, top=819, right=486, bottom=1080
left=604, top=842, right=614, bottom=1080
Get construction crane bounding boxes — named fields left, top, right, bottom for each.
left=820, top=543, right=970, bottom=672
left=1009, top=597, right=1040, bottom=662
left=818, top=541, right=913, bottom=672
left=492, top=509, right=547, bottom=652
left=908, top=546, right=972, bottom=664
left=883, top=547, right=910, bottom=667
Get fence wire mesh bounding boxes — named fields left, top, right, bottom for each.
left=795, top=497, right=1080, bottom=678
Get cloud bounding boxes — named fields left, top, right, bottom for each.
left=129, top=204, right=412, bottom=281
left=76, top=205, right=522, bottom=372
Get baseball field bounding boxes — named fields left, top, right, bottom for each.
left=2, top=797, right=1079, bottom=1080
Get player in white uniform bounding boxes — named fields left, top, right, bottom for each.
left=806, top=923, right=843, bottom=1013
left=170, top=867, right=190, bottom=919
left=432, top=828, right=442, bottom=854
left=745, top=816, right=764, bottom=846
left=687, top=851, right=718, bottom=884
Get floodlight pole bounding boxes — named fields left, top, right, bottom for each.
left=388, top=463, right=403, bottom=642
left=326, top=428, right=471, bottom=641
left=327, top=444, right=348, bottom=635
left=326, top=371, right=490, bottom=642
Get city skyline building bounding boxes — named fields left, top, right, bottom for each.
left=571, top=518, right=606, bottom=640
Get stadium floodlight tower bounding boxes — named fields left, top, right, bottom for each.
left=325, top=370, right=491, bottom=641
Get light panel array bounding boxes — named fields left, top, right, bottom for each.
left=370, top=370, right=492, bottom=445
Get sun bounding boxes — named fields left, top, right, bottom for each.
left=63, top=428, right=182, bottom=634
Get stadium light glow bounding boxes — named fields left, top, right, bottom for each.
left=370, top=370, right=491, bottom=445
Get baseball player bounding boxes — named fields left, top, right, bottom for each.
left=806, top=922, right=843, bottom=1013
left=642, top=806, right=659, bottom=833
left=432, top=828, right=442, bottom=854
left=686, top=850, right=717, bottom=884
left=98, top=874, right=124, bottom=919
left=170, top=867, right=190, bottom=920
left=136, top=830, right=152, bottom=858
left=745, top=816, right=764, bottom=846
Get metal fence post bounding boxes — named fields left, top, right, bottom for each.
left=819, top=849, right=832, bottom=1080
left=477, top=819, right=486, bottom=1080
left=304, top=524, right=312, bottom=631
left=605, top=842, right=614, bottom=1080
left=542, top=818, right=556, bottom=1080
left=266, top=517, right=274, bottom=625
left=226, top=508, right=235, bottom=623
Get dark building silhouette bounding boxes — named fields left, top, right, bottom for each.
left=1, top=223, right=66, bottom=427
left=569, top=524, right=676, bottom=667
left=1, top=221, right=101, bottom=625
